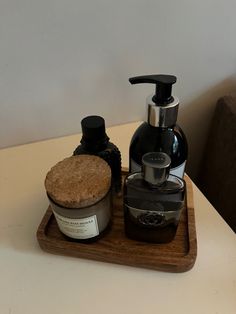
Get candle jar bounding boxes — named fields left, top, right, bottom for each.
left=45, top=155, right=112, bottom=242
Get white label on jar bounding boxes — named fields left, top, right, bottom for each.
left=130, top=159, right=186, bottom=178
left=53, top=211, right=99, bottom=239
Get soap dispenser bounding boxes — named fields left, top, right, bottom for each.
left=129, top=74, right=188, bottom=178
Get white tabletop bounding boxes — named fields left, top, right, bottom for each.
left=0, top=122, right=235, bottom=314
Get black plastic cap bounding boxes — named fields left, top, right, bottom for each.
left=81, top=115, right=108, bottom=142
left=129, top=74, right=177, bottom=105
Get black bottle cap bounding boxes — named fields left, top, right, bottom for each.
left=81, top=115, right=109, bottom=143
left=129, top=74, right=176, bottom=105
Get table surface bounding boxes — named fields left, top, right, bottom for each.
left=0, top=122, right=235, bottom=314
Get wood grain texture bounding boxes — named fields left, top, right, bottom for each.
left=37, top=171, right=197, bottom=272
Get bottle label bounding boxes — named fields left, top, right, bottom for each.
left=126, top=204, right=166, bottom=227
left=53, top=211, right=99, bottom=239
left=130, top=159, right=186, bottom=178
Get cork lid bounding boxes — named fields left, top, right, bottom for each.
left=45, top=155, right=111, bottom=208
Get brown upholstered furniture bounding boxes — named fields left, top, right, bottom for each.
left=197, top=95, right=236, bottom=232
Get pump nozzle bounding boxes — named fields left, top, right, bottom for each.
left=129, top=74, right=176, bottom=105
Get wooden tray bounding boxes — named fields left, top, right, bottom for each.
left=37, top=171, right=197, bottom=272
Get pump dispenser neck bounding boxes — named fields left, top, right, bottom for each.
left=129, top=74, right=179, bottom=127
left=129, top=74, right=176, bottom=105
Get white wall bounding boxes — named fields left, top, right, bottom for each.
left=1, top=0, right=236, bottom=180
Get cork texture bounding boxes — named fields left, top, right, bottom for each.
left=45, top=155, right=111, bottom=208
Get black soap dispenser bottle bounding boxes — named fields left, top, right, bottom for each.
left=129, top=74, right=188, bottom=178
left=73, top=115, right=122, bottom=193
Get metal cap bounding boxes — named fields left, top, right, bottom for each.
left=147, top=95, right=179, bottom=127
left=142, top=152, right=171, bottom=186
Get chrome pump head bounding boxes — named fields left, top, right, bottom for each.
left=129, top=74, right=179, bottom=127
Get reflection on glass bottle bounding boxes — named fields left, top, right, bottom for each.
left=124, top=152, right=185, bottom=243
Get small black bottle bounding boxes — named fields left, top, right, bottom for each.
left=73, top=115, right=122, bottom=193
left=124, top=152, right=185, bottom=243
left=129, top=74, right=188, bottom=178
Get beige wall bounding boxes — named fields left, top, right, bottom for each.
left=1, top=0, right=236, bottom=179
